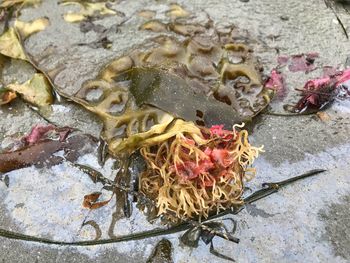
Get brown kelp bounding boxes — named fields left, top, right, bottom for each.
left=146, top=239, right=173, bottom=263
left=68, top=15, right=273, bottom=156
left=0, top=17, right=54, bottom=108
left=0, top=125, right=97, bottom=173
left=59, top=6, right=276, bottom=224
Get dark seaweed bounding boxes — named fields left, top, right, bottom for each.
left=115, top=67, right=246, bottom=129
left=147, top=239, right=173, bottom=263
left=0, top=169, right=325, bottom=249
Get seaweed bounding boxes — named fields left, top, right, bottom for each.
left=147, top=239, right=173, bottom=263
left=0, top=127, right=97, bottom=173
left=0, top=88, right=16, bottom=104
left=68, top=18, right=273, bottom=156
left=180, top=219, right=237, bottom=262
left=0, top=27, right=27, bottom=60
left=0, top=169, right=325, bottom=248
left=59, top=0, right=119, bottom=23
left=139, top=120, right=262, bottom=220
left=294, top=68, right=350, bottom=112
left=6, top=73, right=53, bottom=107
left=14, top=17, right=50, bottom=39
left=0, top=0, right=42, bottom=10
left=0, top=3, right=305, bottom=260
left=82, top=192, right=112, bottom=210
left=264, top=69, right=286, bottom=99
left=0, top=24, right=54, bottom=107
left=115, top=68, right=247, bottom=127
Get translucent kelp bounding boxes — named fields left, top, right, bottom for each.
left=69, top=13, right=273, bottom=156
left=0, top=0, right=41, bottom=9
left=59, top=0, right=118, bottom=23
left=0, top=20, right=53, bottom=107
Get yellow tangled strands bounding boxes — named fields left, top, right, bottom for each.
left=139, top=120, right=263, bottom=220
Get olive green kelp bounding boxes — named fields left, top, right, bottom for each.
left=68, top=9, right=273, bottom=156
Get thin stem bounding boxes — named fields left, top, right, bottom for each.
left=0, top=169, right=325, bottom=246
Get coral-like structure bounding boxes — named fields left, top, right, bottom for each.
left=139, top=120, right=263, bottom=219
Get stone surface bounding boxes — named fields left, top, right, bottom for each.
left=1, top=0, right=350, bottom=262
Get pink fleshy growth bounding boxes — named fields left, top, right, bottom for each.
left=265, top=69, right=287, bottom=99
left=23, top=124, right=56, bottom=145
left=21, top=125, right=73, bottom=146
left=295, top=68, right=350, bottom=112
left=174, top=159, right=214, bottom=181
left=210, top=148, right=233, bottom=168
left=304, top=76, right=330, bottom=90
left=204, top=147, right=233, bottom=168
left=277, top=55, right=289, bottom=66
left=288, top=53, right=318, bottom=73
left=209, top=125, right=225, bottom=136
left=322, top=66, right=339, bottom=77
left=172, top=126, right=239, bottom=186
left=306, top=52, right=319, bottom=60
left=204, top=147, right=212, bottom=156
left=336, top=68, right=350, bottom=85
left=209, top=125, right=233, bottom=140
left=304, top=68, right=350, bottom=90
left=170, top=125, right=245, bottom=187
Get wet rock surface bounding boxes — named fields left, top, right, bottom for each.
left=319, top=194, right=350, bottom=260
left=0, top=0, right=350, bottom=263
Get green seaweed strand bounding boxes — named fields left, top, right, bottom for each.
left=0, top=169, right=325, bottom=246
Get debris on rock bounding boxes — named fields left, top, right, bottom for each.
left=82, top=192, right=111, bottom=210
left=0, top=27, right=27, bottom=61
left=316, top=111, right=331, bottom=121
left=294, top=68, right=350, bottom=112
left=14, top=17, right=50, bottom=39
left=277, top=53, right=319, bottom=73
left=0, top=125, right=97, bottom=173
left=147, top=239, right=173, bottom=263
left=21, top=124, right=72, bottom=145
left=0, top=0, right=42, bottom=10
left=288, top=53, right=319, bottom=73
left=0, top=89, right=16, bottom=105
left=265, top=69, right=287, bottom=99
left=6, top=73, right=54, bottom=107
left=60, top=1, right=121, bottom=23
